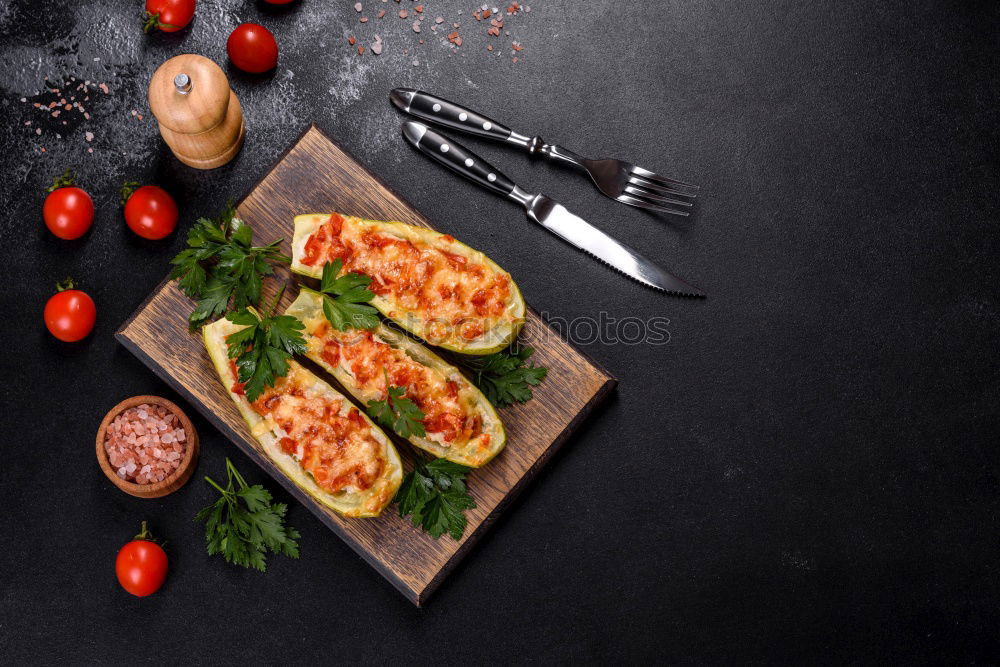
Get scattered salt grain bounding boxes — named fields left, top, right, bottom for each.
left=354, top=2, right=362, bottom=11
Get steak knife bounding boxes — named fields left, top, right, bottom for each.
left=401, top=121, right=704, bottom=297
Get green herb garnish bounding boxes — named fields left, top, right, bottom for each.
left=195, top=458, right=300, bottom=572
left=169, top=204, right=290, bottom=330
left=224, top=287, right=307, bottom=402
left=394, top=459, right=476, bottom=540
left=366, top=370, right=426, bottom=438
left=318, top=259, right=380, bottom=331
left=456, top=346, right=548, bottom=408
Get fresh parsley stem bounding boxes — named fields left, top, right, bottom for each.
left=203, top=475, right=227, bottom=495
left=264, top=285, right=285, bottom=318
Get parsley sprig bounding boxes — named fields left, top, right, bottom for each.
left=394, top=459, right=476, bottom=540
left=318, top=259, right=380, bottom=331
left=195, top=458, right=301, bottom=572
left=367, top=370, right=426, bottom=438
left=170, top=204, right=290, bottom=330
left=225, top=287, right=307, bottom=402
left=456, top=346, right=548, bottom=408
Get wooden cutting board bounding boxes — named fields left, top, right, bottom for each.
left=116, top=124, right=616, bottom=605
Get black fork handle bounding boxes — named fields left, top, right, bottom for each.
left=391, top=88, right=520, bottom=143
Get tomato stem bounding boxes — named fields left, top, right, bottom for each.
left=48, top=169, right=76, bottom=193
left=134, top=520, right=156, bottom=542
left=119, top=181, right=140, bottom=207
left=55, top=277, right=76, bottom=292
left=142, top=11, right=178, bottom=33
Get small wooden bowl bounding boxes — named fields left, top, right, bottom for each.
left=96, top=395, right=199, bottom=498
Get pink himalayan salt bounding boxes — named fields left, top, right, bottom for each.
left=105, top=403, right=186, bottom=484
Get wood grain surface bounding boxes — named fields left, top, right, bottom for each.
left=116, top=124, right=616, bottom=605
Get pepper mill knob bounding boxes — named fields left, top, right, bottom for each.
left=174, top=73, right=192, bottom=94
left=148, top=54, right=245, bottom=169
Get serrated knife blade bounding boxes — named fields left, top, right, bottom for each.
left=399, top=119, right=704, bottom=297
left=524, top=195, right=704, bottom=296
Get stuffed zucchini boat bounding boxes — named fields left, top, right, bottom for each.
left=285, top=288, right=506, bottom=467
left=290, top=213, right=525, bottom=355
left=203, top=317, right=403, bottom=517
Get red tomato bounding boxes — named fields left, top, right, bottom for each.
left=44, top=280, right=96, bottom=342
left=122, top=185, right=178, bottom=240
left=143, top=0, right=196, bottom=33
left=115, top=523, right=168, bottom=597
left=227, top=23, right=279, bottom=73
left=43, top=184, right=94, bottom=240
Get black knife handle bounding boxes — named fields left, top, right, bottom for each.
left=401, top=121, right=518, bottom=199
left=391, top=88, right=514, bottom=143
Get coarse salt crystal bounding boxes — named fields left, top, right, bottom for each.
left=104, top=404, right=188, bottom=485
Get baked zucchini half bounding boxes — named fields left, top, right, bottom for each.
left=203, top=317, right=403, bottom=517
left=285, top=288, right=506, bottom=467
left=290, top=213, right=525, bottom=355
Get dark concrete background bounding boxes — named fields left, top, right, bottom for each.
left=1, top=0, right=998, bottom=663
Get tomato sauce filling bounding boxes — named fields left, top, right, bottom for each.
left=308, top=321, right=488, bottom=447
left=229, top=360, right=385, bottom=493
left=301, top=215, right=512, bottom=341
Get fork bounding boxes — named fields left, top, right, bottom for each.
left=390, top=88, right=698, bottom=216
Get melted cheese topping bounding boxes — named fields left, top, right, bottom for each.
left=307, top=321, right=489, bottom=449
left=300, top=214, right=513, bottom=343
left=232, top=362, right=386, bottom=494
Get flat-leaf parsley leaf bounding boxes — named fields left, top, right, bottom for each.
left=318, top=259, right=380, bottom=331
left=366, top=370, right=426, bottom=438
left=169, top=204, right=290, bottom=330
left=195, top=458, right=301, bottom=571
left=455, top=345, right=548, bottom=408
left=394, top=459, right=476, bottom=540
left=225, top=287, right=307, bottom=402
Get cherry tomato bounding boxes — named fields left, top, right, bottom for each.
left=143, top=0, right=196, bottom=33
left=115, top=522, right=168, bottom=597
left=121, top=184, right=178, bottom=240
left=44, top=279, right=96, bottom=342
left=227, top=23, right=279, bottom=73
left=43, top=171, right=94, bottom=240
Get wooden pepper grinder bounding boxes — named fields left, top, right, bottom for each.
left=148, top=54, right=245, bottom=169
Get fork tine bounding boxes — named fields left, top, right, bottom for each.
left=616, top=194, right=691, bottom=216
left=629, top=165, right=699, bottom=190
left=623, top=185, right=694, bottom=208
left=625, top=180, right=696, bottom=204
